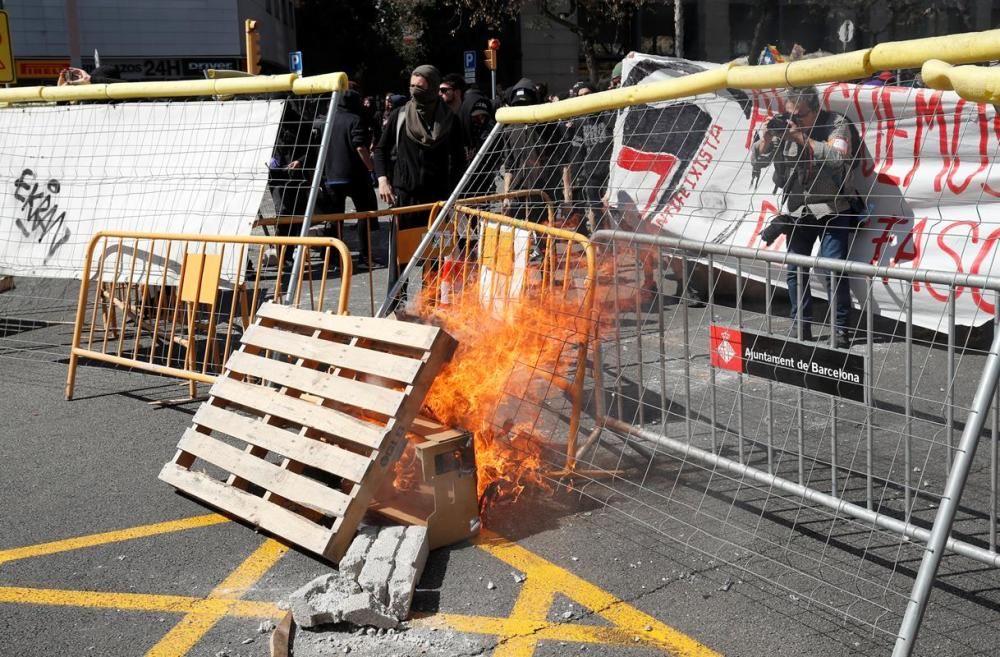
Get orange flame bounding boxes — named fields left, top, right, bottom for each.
left=417, top=282, right=590, bottom=516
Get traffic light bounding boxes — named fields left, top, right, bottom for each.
left=483, top=38, right=500, bottom=71
left=245, top=19, right=261, bottom=75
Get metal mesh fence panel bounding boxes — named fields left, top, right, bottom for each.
left=389, top=67, right=1000, bottom=655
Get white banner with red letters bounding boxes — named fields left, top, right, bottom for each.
left=609, top=53, right=1000, bottom=328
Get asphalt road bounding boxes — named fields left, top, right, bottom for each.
left=1, top=222, right=998, bottom=657
left=0, top=345, right=895, bottom=657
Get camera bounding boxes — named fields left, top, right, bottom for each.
left=766, top=112, right=796, bottom=135
left=759, top=214, right=796, bottom=246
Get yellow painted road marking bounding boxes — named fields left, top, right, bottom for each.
left=0, top=514, right=227, bottom=565
left=415, top=530, right=723, bottom=657
left=0, top=518, right=717, bottom=657
left=0, top=585, right=281, bottom=618
left=426, top=613, right=662, bottom=646
left=145, top=538, right=287, bottom=657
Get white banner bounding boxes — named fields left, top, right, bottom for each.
left=0, top=100, right=284, bottom=281
left=610, top=54, right=1000, bottom=328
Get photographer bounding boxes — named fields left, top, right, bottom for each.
left=751, top=86, right=859, bottom=348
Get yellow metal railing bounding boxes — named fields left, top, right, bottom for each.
left=0, top=72, right=347, bottom=104
left=497, top=28, right=1000, bottom=124
left=922, top=59, right=1000, bottom=103
left=65, top=232, right=351, bottom=400
left=430, top=206, right=596, bottom=473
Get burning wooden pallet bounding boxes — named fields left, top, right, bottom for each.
left=159, top=302, right=457, bottom=562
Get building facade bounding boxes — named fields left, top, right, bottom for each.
left=518, top=0, right=999, bottom=97
left=4, top=0, right=296, bottom=84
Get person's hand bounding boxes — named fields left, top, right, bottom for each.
left=286, top=160, right=302, bottom=170
left=786, top=121, right=806, bottom=146
left=377, top=177, right=395, bottom=205
left=58, top=67, right=90, bottom=86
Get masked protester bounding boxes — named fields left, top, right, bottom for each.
left=373, top=64, right=466, bottom=306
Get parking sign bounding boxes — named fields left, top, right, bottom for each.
left=289, top=51, right=303, bottom=75
left=463, top=50, right=476, bottom=83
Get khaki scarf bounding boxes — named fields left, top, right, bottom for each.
left=404, top=99, right=452, bottom=148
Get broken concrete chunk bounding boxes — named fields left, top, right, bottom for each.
left=288, top=525, right=430, bottom=629
left=290, top=573, right=363, bottom=628
left=340, top=591, right=399, bottom=629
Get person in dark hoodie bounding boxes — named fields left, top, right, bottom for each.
left=323, top=89, right=381, bottom=268
left=457, top=85, right=496, bottom=196
left=460, top=84, right=495, bottom=157
left=501, top=77, right=566, bottom=223
left=373, top=64, right=466, bottom=295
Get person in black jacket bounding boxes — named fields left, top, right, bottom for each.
left=373, top=64, right=466, bottom=293
left=323, top=89, right=381, bottom=268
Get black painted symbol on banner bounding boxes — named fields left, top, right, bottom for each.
left=13, top=168, right=71, bottom=263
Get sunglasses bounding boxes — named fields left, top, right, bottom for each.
left=439, top=87, right=456, bottom=94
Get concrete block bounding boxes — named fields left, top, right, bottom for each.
left=387, top=527, right=429, bottom=620
left=365, top=525, right=405, bottom=564
left=397, top=526, right=429, bottom=571
left=287, top=525, right=428, bottom=629
left=357, top=558, right=393, bottom=605
left=340, top=525, right=378, bottom=578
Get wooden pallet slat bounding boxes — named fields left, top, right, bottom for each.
left=192, top=405, right=370, bottom=483
left=209, top=377, right=385, bottom=449
left=176, top=429, right=351, bottom=517
left=159, top=463, right=331, bottom=555
left=160, top=304, right=457, bottom=562
left=255, top=302, right=440, bottom=351
left=241, top=324, right=424, bottom=383
left=225, top=351, right=405, bottom=417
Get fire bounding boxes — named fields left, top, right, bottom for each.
left=417, top=282, right=590, bottom=516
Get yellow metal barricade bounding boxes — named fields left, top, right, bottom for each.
left=420, top=205, right=596, bottom=474
left=65, top=232, right=351, bottom=400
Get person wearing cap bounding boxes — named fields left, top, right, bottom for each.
left=501, top=78, right=567, bottom=225
left=373, top=64, right=466, bottom=299
left=463, top=88, right=494, bottom=151
left=458, top=84, right=497, bottom=196
left=609, top=62, right=623, bottom=89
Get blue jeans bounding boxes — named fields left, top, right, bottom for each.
left=785, top=215, right=853, bottom=332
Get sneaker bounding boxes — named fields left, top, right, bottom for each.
left=835, top=330, right=851, bottom=349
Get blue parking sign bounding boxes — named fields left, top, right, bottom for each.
left=464, top=50, right=476, bottom=70
left=289, top=51, right=303, bottom=75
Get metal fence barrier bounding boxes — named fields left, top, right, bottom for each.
left=584, top=229, right=1000, bottom=656
left=65, top=232, right=351, bottom=400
